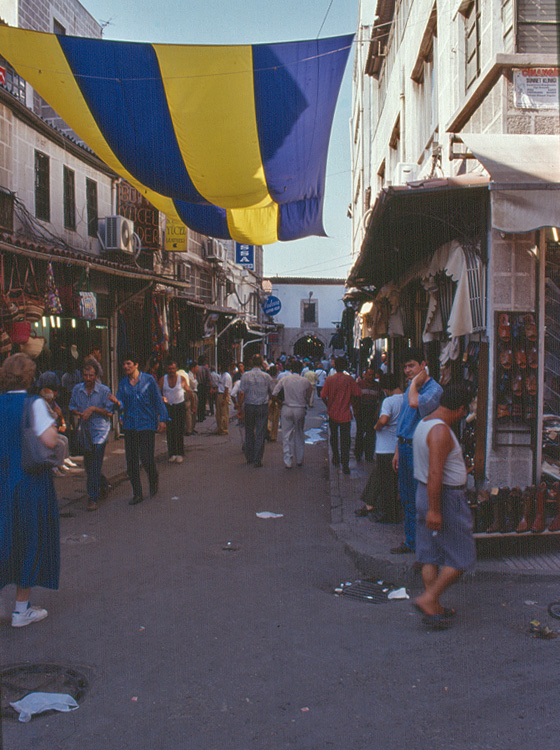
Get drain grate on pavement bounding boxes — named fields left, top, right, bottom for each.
left=0, top=664, right=89, bottom=720
left=334, top=579, right=393, bottom=603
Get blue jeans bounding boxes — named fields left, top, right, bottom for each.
left=244, top=403, right=269, bottom=464
left=83, top=443, right=108, bottom=502
left=398, top=442, right=416, bottom=550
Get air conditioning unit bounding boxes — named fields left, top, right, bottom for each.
left=205, top=238, right=226, bottom=263
left=393, top=163, right=417, bottom=186
left=176, top=262, right=191, bottom=282
left=102, top=216, right=135, bottom=253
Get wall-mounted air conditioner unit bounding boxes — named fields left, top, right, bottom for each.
left=100, top=216, right=135, bottom=253
left=205, top=238, right=226, bottom=263
left=393, top=163, right=417, bottom=186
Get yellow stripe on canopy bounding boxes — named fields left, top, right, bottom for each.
left=0, top=27, right=183, bottom=224
left=154, top=44, right=273, bottom=212
left=227, top=203, right=279, bottom=245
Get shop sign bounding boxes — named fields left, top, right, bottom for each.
left=262, top=295, right=282, bottom=316
left=235, top=243, right=255, bottom=270
left=267, top=332, right=279, bottom=343
left=514, top=68, right=559, bottom=109
left=117, top=182, right=160, bottom=249
left=0, top=68, right=5, bottom=85
left=165, top=218, right=187, bottom=252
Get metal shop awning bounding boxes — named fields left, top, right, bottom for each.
left=347, top=176, right=489, bottom=289
left=461, top=134, right=560, bottom=234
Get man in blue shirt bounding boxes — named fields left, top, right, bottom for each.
left=116, top=354, right=169, bottom=505
left=391, top=348, right=442, bottom=555
left=69, top=360, right=117, bottom=512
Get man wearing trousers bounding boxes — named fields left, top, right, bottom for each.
left=116, top=354, right=169, bottom=505
left=237, top=354, right=273, bottom=467
left=273, top=360, right=312, bottom=469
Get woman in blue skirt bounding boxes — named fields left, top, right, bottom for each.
left=0, top=353, right=60, bottom=628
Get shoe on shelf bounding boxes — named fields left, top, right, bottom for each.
left=390, top=542, right=414, bottom=555
left=64, top=458, right=78, bottom=468
left=175, top=455, right=184, bottom=464
left=87, top=500, right=98, bottom=512
left=12, top=605, right=48, bottom=628
left=128, top=495, right=144, bottom=506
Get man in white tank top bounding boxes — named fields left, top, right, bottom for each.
left=411, top=385, right=475, bottom=630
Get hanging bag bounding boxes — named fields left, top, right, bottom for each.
left=23, top=260, right=45, bottom=322
left=74, top=269, right=97, bottom=320
left=0, top=254, right=18, bottom=321
left=20, top=330, right=45, bottom=358
left=7, top=259, right=26, bottom=318
left=44, top=261, right=63, bottom=315
left=9, top=319, right=31, bottom=345
left=21, top=397, right=58, bottom=474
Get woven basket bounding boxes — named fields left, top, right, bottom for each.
left=20, top=331, right=45, bottom=358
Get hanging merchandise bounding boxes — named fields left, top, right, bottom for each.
left=22, top=259, right=45, bottom=322
left=20, top=331, right=45, bottom=358
left=74, top=269, right=97, bottom=320
left=7, top=259, right=26, bottom=318
left=44, top=262, right=63, bottom=315
left=0, top=254, right=18, bottom=322
left=0, top=325, right=11, bottom=355
left=9, top=319, right=31, bottom=344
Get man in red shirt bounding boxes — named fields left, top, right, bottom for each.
left=321, top=357, right=361, bottom=474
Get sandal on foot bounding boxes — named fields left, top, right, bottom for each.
left=421, top=613, right=452, bottom=630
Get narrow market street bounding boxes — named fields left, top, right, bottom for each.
left=1, top=403, right=560, bottom=750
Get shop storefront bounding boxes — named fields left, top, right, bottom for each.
left=348, top=135, right=560, bottom=538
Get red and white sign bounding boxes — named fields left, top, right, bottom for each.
left=0, top=67, right=6, bottom=85
left=514, top=68, right=559, bottom=109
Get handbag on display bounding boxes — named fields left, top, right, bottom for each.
left=21, top=397, right=58, bottom=474
left=20, top=331, right=45, bottom=358
left=9, top=319, right=31, bottom=344
left=74, top=269, right=97, bottom=320
left=0, top=254, right=18, bottom=321
left=22, top=260, right=45, bottom=322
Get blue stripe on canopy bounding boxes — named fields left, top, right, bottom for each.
left=173, top=200, right=231, bottom=240
left=58, top=36, right=207, bottom=204
left=278, top=198, right=325, bottom=242
left=252, top=35, right=353, bottom=209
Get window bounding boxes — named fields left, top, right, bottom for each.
left=53, top=19, right=66, bottom=35
left=0, top=59, right=26, bottom=104
left=464, top=0, right=481, bottom=89
left=34, top=151, right=50, bottom=222
left=517, top=0, right=559, bottom=54
left=63, top=167, right=76, bottom=230
left=86, top=178, right=98, bottom=237
left=303, top=301, right=317, bottom=324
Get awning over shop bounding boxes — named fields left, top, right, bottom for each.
left=347, top=176, right=489, bottom=289
left=461, top=134, right=560, bottom=233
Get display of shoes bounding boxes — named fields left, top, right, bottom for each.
left=12, top=605, right=48, bottom=628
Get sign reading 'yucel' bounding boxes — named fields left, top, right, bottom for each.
left=262, top=295, right=282, bottom=316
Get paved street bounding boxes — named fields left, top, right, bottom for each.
left=2, top=404, right=560, bottom=750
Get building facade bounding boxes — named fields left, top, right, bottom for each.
left=350, top=0, right=559, bottom=491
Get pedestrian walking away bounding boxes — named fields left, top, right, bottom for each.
left=273, top=360, right=312, bottom=469
left=69, top=359, right=117, bottom=511
left=391, top=348, right=442, bottom=555
left=115, top=354, right=169, bottom=506
left=412, top=385, right=476, bottom=630
left=196, top=355, right=211, bottom=422
left=237, top=354, right=273, bottom=467
left=215, top=362, right=232, bottom=435
left=0, top=354, right=60, bottom=628
left=321, top=356, right=362, bottom=474
left=159, top=358, right=189, bottom=464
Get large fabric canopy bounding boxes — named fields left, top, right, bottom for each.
left=0, top=28, right=353, bottom=244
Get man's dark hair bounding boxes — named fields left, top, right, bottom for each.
left=440, top=384, right=472, bottom=412
left=380, top=372, right=399, bottom=391
left=122, top=353, right=140, bottom=366
left=268, top=365, right=277, bottom=377
left=291, top=360, right=303, bottom=374
left=165, top=358, right=178, bottom=368
left=189, top=361, right=198, bottom=371
left=251, top=354, right=263, bottom=368
left=334, top=356, right=347, bottom=372
left=197, top=355, right=207, bottom=366
left=402, top=347, right=425, bottom=366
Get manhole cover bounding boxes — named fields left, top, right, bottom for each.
left=334, top=580, right=392, bottom=603
left=0, top=664, right=89, bottom=720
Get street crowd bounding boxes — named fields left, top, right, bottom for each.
left=1, top=346, right=476, bottom=632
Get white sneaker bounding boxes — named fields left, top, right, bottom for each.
left=12, top=605, right=48, bottom=628
left=64, top=458, right=78, bottom=468
left=168, top=456, right=177, bottom=463
left=175, top=455, right=184, bottom=464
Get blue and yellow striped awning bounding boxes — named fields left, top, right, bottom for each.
left=0, top=28, right=353, bottom=244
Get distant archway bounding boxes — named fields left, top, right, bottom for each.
left=293, top=335, right=324, bottom=360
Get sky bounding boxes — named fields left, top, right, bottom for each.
left=82, top=0, right=358, bottom=280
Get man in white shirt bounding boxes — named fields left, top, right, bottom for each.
left=215, top=363, right=233, bottom=435
left=273, top=360, right=312, bottom=469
